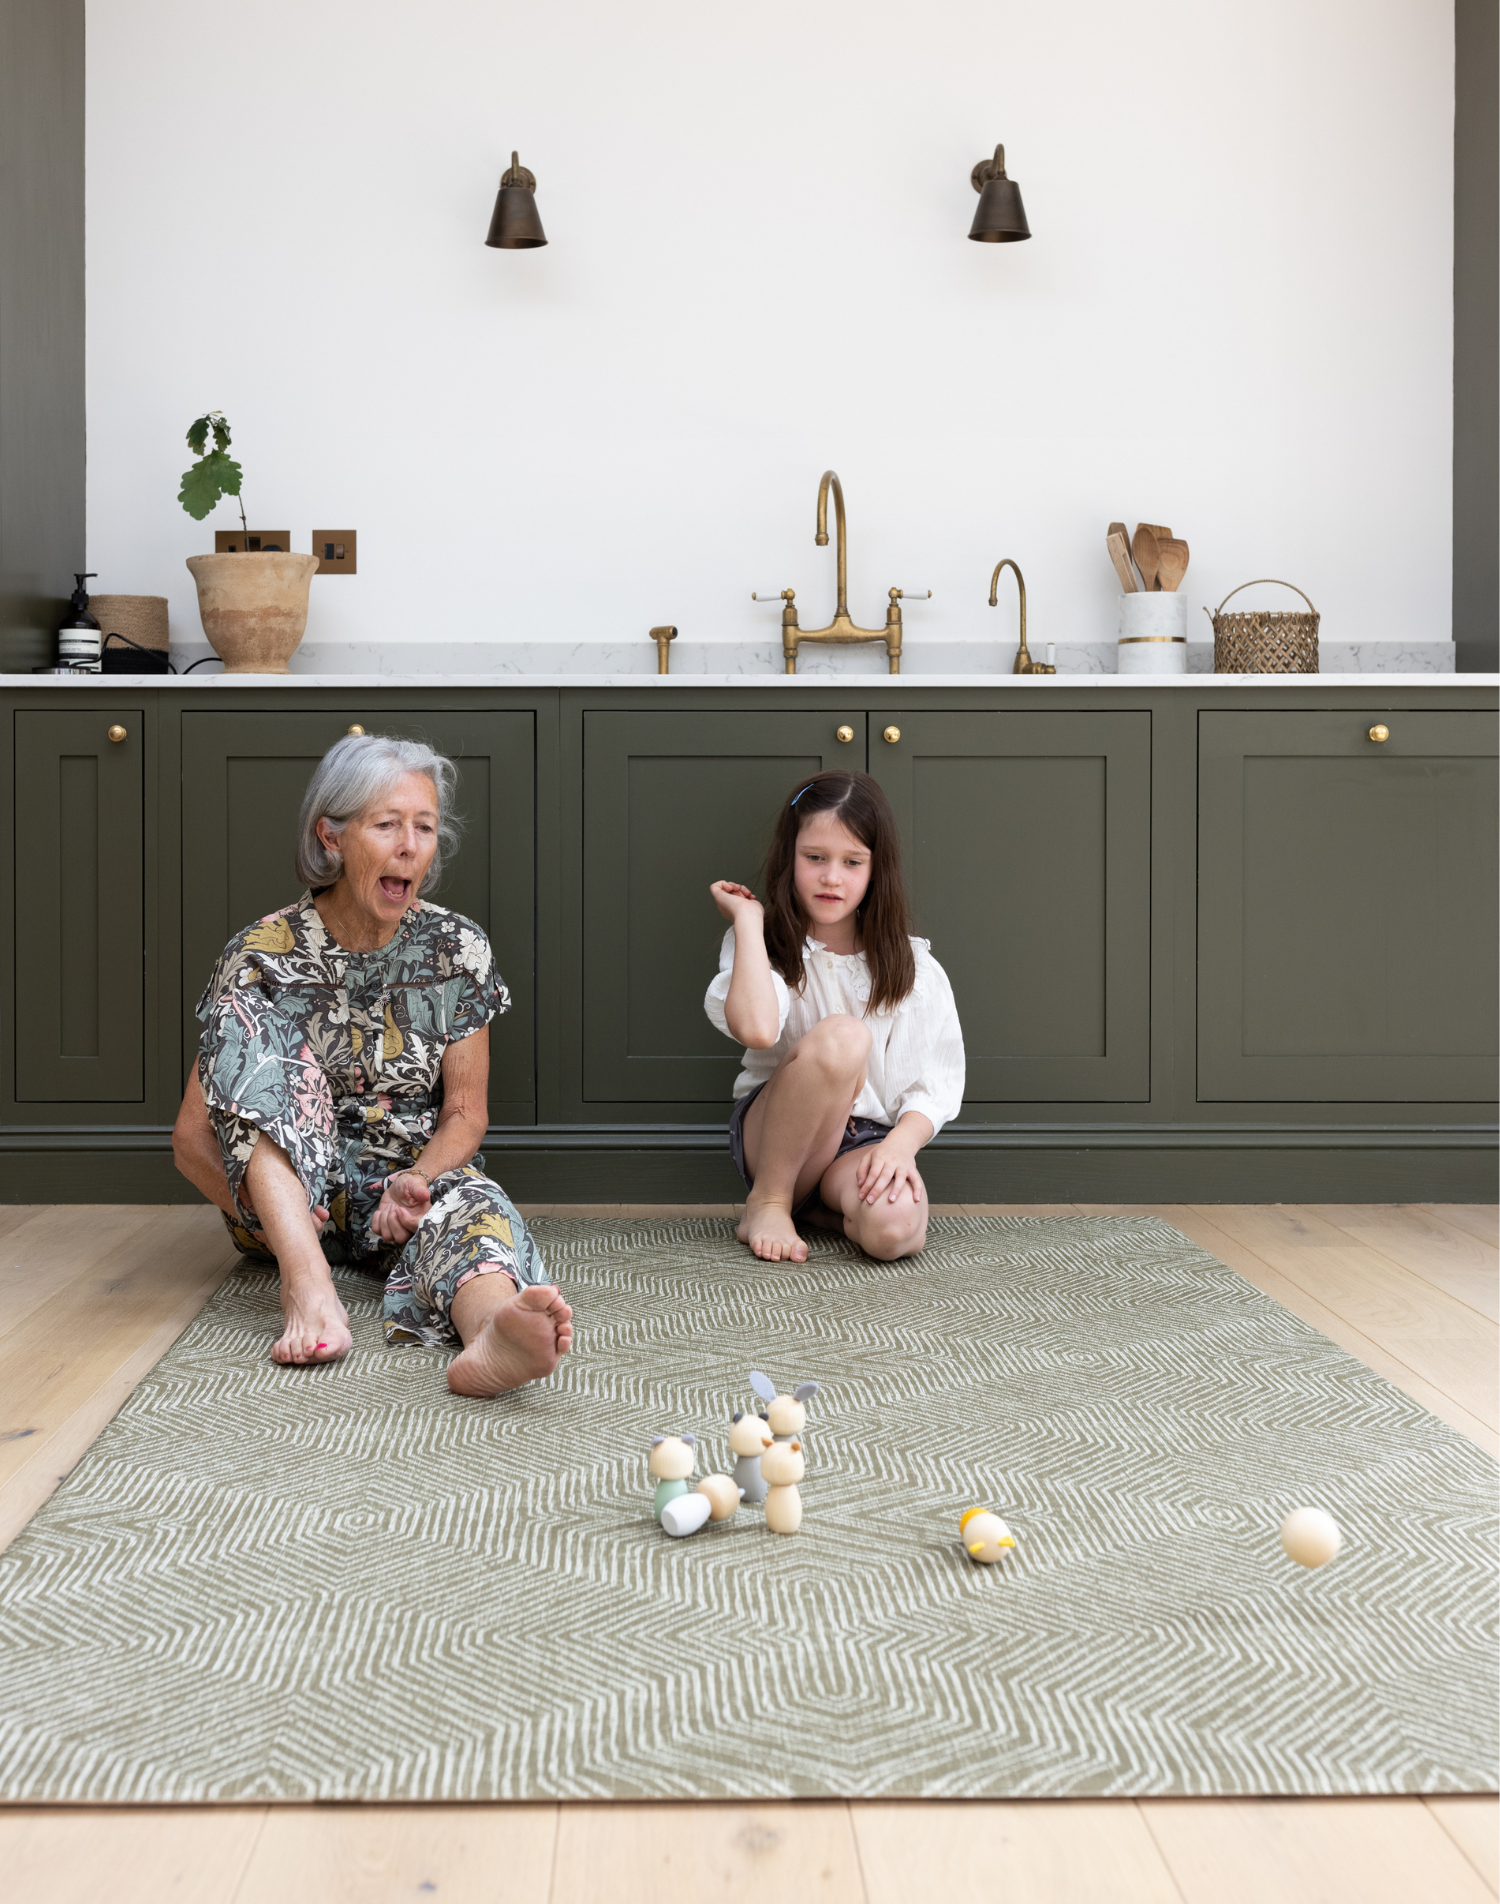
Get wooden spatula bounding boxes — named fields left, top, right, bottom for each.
left=1107, top=528, right=1137, bottom=592
left=1132, top=524, right=1161, bottom=591
left=1156, top=538, right=1189, bottom=592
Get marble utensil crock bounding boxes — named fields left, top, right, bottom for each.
left=186, top=551, right=320, bottom=673
left=1117, top=591, right=1188, bottom=673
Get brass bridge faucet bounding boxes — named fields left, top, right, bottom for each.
left=989, top=557, right=1055, bottom=673
left=760, top=471, right=921, bottom=674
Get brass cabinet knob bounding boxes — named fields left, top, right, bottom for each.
left=883, top=725, right=901, bottom=744
left=347, top=724, right=366, bottom=736
left=835, top=725, right=854, bottom=743
left=107, top=725, right=127, bottom=744
left=1368, top=725, right=1389, bottom=743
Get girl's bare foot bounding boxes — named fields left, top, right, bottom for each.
left=447, top=1284, right=574, bottom=1398
left=737, top=1195, right=809, bottom=1263
left=272, top=1265, right=352, bottom=1365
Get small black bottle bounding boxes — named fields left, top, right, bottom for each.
left=56, top=573, right=101, bottom=671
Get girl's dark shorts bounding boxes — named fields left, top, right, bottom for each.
left=729, top=1081, right=890, bottom=1215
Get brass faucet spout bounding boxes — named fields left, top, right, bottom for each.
left=989, top=557, right=1055, bottom=673
left=815, top=470, right=848, bottom=618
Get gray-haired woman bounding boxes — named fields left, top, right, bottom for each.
left=172, top=732, right=571, bottom=1395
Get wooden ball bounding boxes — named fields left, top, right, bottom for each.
left=1280, top=1508, right=1342, bottom=1569
left=697, top=1474, right=741, bottom=1521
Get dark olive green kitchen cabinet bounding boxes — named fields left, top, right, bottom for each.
left=1198, top=710, right=1498, bottom=1102
left=180, top=710, right=537, bottom=1124
left=13, top=707, right=145, bottom=1102
left=867, top=710, right=1151, bottom=1102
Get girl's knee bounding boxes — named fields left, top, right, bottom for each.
left=802, top=1013, right=872, bottom=1074
left=858, top=1208, right=927, bottom=1261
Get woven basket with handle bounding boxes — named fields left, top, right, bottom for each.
left=1208, top=579, right=1319, bottom=674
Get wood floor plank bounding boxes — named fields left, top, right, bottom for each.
left=549, top=1205, right=626, bottom=1218
left=1425, top=1797, right=1500, bottom=1895
left=0, top=1207, right=237, bottom=1497
left=234, top=1804, right=557, bottom=1904
left=611, top=1205, right=739, bottom=1219
left=0, top=1806, right=266, bottom=1904
left=1075, top=1205, right=1499, bottom=1455
left=960, top=1204, right=1083, bottom=1218
left=854, top=1799, right=1181, bottom=1903
left=551, top=1802, right=866, bottom=1904
left=1420, top=1206, right=1500, bottom=1248
left=1306, top=1205, right=1499, bottom=1322
left=514, top=1204, right=555, bottom=1219
left=1140, top=1796, right=1496, bottom=1904
left=1200, top=1208, right=1497, bottom=1428
left=0, top=1204, right=160, bottom=1331
left=0, top=1204, right=46, bottom=1242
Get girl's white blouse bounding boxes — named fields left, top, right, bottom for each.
left=703, top=928, right=966, bottom=1135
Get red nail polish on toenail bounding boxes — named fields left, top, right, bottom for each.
left=315, top=1341, right=328, bottom=1350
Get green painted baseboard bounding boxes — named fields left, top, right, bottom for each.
left=1, top=1125, right=1494, bottom=1205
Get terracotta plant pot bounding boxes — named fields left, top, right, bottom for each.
left=186, top=551, right=320, bottom=674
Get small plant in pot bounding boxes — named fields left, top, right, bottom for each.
left=181, top=412, right=319, bottom=674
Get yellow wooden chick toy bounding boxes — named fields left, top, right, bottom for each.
left=960, top=1508, right=1016, bottom=1563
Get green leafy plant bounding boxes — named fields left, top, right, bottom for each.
left=178, top=411, right=248, bottom=530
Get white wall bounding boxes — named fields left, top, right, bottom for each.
left=85, top=0, right=1455, bottom=655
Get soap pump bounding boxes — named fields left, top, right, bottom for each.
left=56, top=573, right=101, bottom=671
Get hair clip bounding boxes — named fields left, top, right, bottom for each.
left=790, top=784, right=814, bottom=806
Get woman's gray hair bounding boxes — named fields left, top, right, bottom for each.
left=295, top=733, right=461, bottom=894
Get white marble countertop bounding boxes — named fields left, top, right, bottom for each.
left=8, top=671, right=1496, bottom=689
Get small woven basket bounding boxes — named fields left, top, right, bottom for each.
left=1207, top=579, right=1319, bottom=674
left=88, top=594, right=169, bottom=652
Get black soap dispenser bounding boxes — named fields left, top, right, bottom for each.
left=55, top=573, right=101, bottom=672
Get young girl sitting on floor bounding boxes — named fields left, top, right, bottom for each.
left=705, top=769, right=965, bottom=1264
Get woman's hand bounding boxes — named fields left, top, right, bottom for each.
left=855, top=1136, right=927, bottom=1207
left=371, top=1171, right=431, bottom=1245
left=710, top=879, right=763, bottom=925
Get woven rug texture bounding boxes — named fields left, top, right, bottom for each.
left=0, top=1215, right=1494, bottom=1802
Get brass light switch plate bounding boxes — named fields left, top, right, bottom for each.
left=214, top=529, right=292, bottom=553
left=313, top=531, right=357, bottom=575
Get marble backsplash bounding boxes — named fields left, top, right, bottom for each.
left=167, top=637, right=1458, bottom=677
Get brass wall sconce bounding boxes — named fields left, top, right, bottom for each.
left=650, top=625, right=678, bottom=674
left=989, top=558, right=1054, bottom=672
left=969, top=145, right=1030, bottom=243
left=486, top=152, right=548, bottom=249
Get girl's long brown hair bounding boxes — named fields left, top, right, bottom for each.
left=759, top=770, right=916, bottom=1015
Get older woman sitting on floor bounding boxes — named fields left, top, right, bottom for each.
left=173, top=732, right=571, bottom=1396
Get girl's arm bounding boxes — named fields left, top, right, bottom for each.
left=708, top=881, right=783, bottom=1049
left=370, top=1025, right=491, bottom=1243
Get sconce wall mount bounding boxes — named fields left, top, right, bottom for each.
left=969, top=144, right=1031, bottom=243
left=486, top=151, right=548, bottom=249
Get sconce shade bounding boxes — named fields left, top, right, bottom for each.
left=968, top=144, right=1030, bottom=242
left=486, top=152, right=547, bottom=248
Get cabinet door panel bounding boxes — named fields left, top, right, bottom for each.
left=583, top=710, right=859, bottom=1101
left=182, top=712, right=536, bottom=1123
left=15, top=708, right=144, bottom=1101
left=868, top=711, right=1151, bottom=1102
left=1198, top=710, right=1498, bottom=1101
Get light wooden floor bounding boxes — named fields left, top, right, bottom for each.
left=2, top=1200, right=1495, bottom=1903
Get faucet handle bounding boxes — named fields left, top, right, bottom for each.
left=890, top=588, right=932, bottom=600
left=752, top=589, right=795, bottom=603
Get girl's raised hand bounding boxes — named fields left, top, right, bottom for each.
left=854, top=1138, right=927, bottom=1208
left=710, top=879, right=763, bottom=924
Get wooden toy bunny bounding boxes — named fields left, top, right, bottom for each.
left=749, top=1370, right=819, bottom=1439
left=648, top=1433, right=697, bottom=1522
left=761, top=1435, right=805, bottom=1534
left=728, top=1407, right=774, bottom=1505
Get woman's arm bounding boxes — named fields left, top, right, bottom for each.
left=708, top=881, right=782, bottom=1049
left=172, top=1069, right=241, bottom=1221
left=370, top=1024, right=490, bottom=1243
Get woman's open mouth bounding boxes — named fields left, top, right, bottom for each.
left=379, top=876, right=411, bottom=902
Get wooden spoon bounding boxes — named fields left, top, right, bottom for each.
left=1156, top=538, right=1189, bottom=592
left=1132, top=524, right=1161, bottom=591
left=1107, top=528, right=1137, bottom=592
left=1139, top=522, right=1172, bottom=542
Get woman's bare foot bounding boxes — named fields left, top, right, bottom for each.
left=272, top=1264, right=352, bottom=1365
left=737, top=1194, right=809, bottom=1263
left=447, top=1284, right=574, bottom=1398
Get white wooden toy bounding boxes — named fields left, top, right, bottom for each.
left=729, top=1409, right=774, bottom=1504
left=960, top=1508, right=1016, bottom=1563
left=761, top=1436, right=805, bottom=1534
left=749, top=1370, right=819, bottom=1439
left=661, top=1474, right=745, bottom=1539
left=1280, top=1507, right=1342, bottom=1569
left=648, top=1433, right=697, bottom=1522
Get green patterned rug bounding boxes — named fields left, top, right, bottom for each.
left=0, top=1216, right=1494, bottom=1802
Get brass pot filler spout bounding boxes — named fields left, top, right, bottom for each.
left=754, top=471, right=928, bottom=675
left=990, top=557, right=1054, bottom=673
